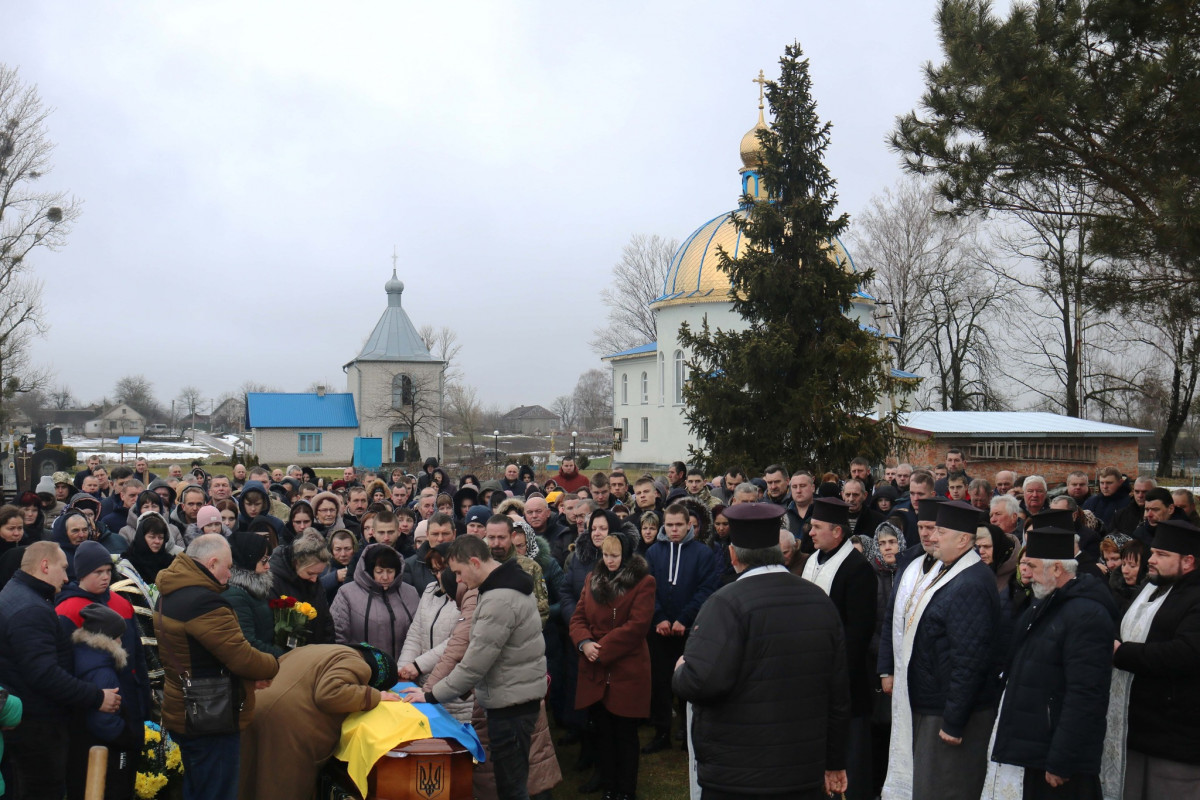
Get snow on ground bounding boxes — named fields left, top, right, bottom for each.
left=66, top=436, right=224, bottom=463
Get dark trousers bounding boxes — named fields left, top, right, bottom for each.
left=845, top=713, right=872, bottom=800
left=487, top=707, right=538, bottom=800
left=592, top=703, right=640, bottom=794
left=175, top=731, right=240, bottom=800
left=4, top=717, right=69, bottom=800
left=648, top=631, right=686, bottom=732
left=1021, top=768, right=1101, bottom=799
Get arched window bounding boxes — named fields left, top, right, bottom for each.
left=392, top=374, right=414, bottom=409
left=640, top=372, right=648, bottom=404
left=674, top=350, right=686, bottom=404
left=621, top=373, right=628, bottom=405
left=658, top=352, right=665, bottom=405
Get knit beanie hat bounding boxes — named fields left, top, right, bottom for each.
left=466, top=505, right=492, bottom=527
left=196, top=506, right=222, bottom=529
left=347, top=643, right=398, bottom=690
left=74, top=541, right=113, bottom=580
left=79, top=602, right=125, bottom=639
left=228, top=532, right=269, bottom=572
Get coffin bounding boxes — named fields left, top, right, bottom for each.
left=322, top=737, right=474, bottom=800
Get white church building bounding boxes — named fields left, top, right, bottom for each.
left=604, top=92, right=913, bottom=469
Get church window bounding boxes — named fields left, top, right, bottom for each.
left=621, top=373, right=628, bottom=405
left=392, top=374, right=415, bottom=408
left=640, top=372, right=648, bottom=404
left=640, top=417, right=649, bottom=442
left=674, top=350, right=686, bottom=404
left=298, top=432, right=323, bottom=454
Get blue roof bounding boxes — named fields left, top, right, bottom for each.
left=891, top=368, right=920, bottom=380
left=604, top=342, right=657, bottom=359
left=246, top=393, right=359, bottom=429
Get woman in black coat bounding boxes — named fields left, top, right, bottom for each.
left=268, top=532, right=335, bottom=645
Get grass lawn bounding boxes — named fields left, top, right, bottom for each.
left=549, top=720, right=690, bottom=800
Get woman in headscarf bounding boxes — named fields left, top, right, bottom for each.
left=120, top=513, right=175, bottom=585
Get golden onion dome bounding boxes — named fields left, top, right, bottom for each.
left=652, top=208, right=856, bottom=309
left=739, top=107, right=767, bottom=169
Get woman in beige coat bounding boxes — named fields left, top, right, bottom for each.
left=238, top=643, right=401, bottom=800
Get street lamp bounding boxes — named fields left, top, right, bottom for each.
left=571, top=430, right=578, bottom=459
left=493, top=430, right=500, bottom=470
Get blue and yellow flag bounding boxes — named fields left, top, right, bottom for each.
left=334, top=682, right=486, bottom=796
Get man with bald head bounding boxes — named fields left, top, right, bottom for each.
left=0, top=541, right=122, bottom=798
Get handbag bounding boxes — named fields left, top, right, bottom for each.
left=155, top=606, right=240, bottom=736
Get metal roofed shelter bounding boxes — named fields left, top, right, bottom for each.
left=898, top=411, right=1151, bottom=486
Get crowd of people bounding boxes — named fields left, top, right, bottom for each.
left=0, top=448, right=1196, bottom=800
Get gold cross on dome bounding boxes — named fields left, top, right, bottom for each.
left=752, top=70, right=767, bottom=109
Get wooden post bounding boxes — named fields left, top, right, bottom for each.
left=84, top=745, right=107, bottom=800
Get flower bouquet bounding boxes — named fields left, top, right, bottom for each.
left=271, top=595, right=317, bottom=648
left=135, top=720, right=183, bottom=799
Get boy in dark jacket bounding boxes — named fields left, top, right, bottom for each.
left=67, top=603, right=143, bottom=800
left=642, top=502, right=719, bottom=753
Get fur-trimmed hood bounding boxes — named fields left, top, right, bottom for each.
left=226, top=565, right=274, bottom=600
left=71, top=626, right=128, bottom=670
left=589, top=553, right=650, bottom=606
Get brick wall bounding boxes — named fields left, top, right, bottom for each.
left=899, top=436, right=1140, bottom=487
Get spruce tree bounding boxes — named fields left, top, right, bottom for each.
left=677, top=42, right=899, bottom=475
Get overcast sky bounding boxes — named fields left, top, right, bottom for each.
left=8, top=2, right=947, bottom=414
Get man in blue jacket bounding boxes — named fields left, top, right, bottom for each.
left=643, top=501, right=719, bottom=754
left=0, top=541, right=121, bottom=800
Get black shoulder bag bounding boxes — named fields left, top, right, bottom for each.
left=155, top=602, right=240, bottom=736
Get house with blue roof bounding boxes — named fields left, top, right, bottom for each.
left=245, top=271, right=445, bottom=466
left=603, top=85, right=916, bottom=468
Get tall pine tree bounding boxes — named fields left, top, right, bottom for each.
left=677, top=43, right=900, bottom=475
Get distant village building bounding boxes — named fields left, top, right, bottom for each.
left=246, top=270, right=445, bottom=467
left=85, top=403, right=145, bottom=437
left=500, top=405, right=558, bottom=436
left=899, top=411, right=1150, bottom=485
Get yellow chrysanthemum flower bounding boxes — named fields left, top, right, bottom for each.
left=135, top=771, right=169, bottom=799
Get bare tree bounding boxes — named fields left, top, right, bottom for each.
left=852, top=178, right=1005, bottom=409
left=589, top=234, right=677, bottom=356
left=446, top=382, right=482, bottom=453
left=1126, top=283, right=1200, bottom=477
left=50, top=384, right=74, bottom=409
left=177, top=386, right=203, bottom=417
left=0, top=71, right=83, bottom=426
left=983, top=176, right=1146, bottom=417
left=921, top=258, right=1006, bottom=410
left=304, top=378, right=338, bottom=393
left=418, top=325, right=463, bottom=386
left=550, top=394, right=577, bottom=433
left=373, top=369, right=441, bottom=462
left=852, top=178, right=967, bottom=373
left=113, top=375, right=160, bottom=418
left=572, top=368, right=612, bottom=431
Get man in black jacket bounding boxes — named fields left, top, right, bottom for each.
left=1109, top=519, right=1200, bottom=798
left=990, top=527, right=1117, bottom=797
left=799, top=498, right=878, bottom=800
left=0, top=541, right=121, bottom=799
left=674, top=502, right=849, bottom=800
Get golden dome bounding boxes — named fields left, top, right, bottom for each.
left=652, top=209, right=855, bottom=310
left=739, top=107, right=767, bottom=169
